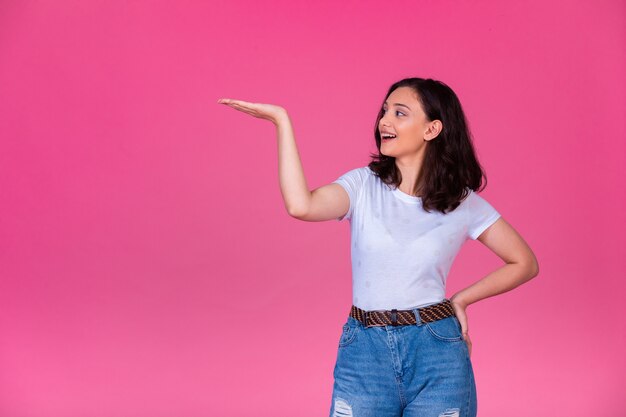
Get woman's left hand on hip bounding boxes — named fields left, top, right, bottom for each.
left=449, top=296, right=472, bottom=358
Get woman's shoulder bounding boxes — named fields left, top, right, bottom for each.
left=461, top=187, right=499, bottom=213
left=337, top=165, right=375, bottom=179
left=462, top=187, right=493, bottom=202
left=350, top=165, right=375, bottom=173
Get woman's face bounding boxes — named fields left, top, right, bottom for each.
left=378, top=86, right=440, bottom=158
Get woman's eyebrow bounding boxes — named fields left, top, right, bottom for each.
left=383, top=102, right=412, bottom=111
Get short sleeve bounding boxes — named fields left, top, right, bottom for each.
left=465, top=191, right=501, bottom=240
left=332, top=167, right=369, bottom=222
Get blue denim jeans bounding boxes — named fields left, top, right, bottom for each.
left=329, top=303, right=477, bottom=417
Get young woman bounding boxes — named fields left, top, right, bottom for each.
left=218, top=77, right=539, bottom=417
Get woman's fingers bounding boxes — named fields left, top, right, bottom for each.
left=458, top=314, right=472, bottom=358
left=218, top=98, right=255, bottom=111
left=218, top=98, right=258, bottom=114
left=218, top=98, right=254, bottom=108
left=451, top=301, right=469, bottom=334
left=217, top=98, right=249, bottom=105
left=217, top=97, right=286, bottom=125
left=450, top=298, right=472, bottom=358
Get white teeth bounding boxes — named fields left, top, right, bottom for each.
left=382, top=133, right=396, bottom=139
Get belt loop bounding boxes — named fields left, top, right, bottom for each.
left=390, top=309, right=398, bottom=326
left=363, top=311, right=369, bottom=328
left=412, top=308, right=422, bottom=326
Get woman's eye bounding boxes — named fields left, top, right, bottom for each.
left=382, top=108, right=404, bottom=117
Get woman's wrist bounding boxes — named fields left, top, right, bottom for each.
left=450, top=293, right=470, bottom=309
left=272, top=108, right=290, bottom=127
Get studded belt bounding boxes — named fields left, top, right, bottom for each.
left=350, top=299, right=456, bottom=328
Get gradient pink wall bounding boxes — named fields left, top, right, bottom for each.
left=1, top=1, right=624, bottom=416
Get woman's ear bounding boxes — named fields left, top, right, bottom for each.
left=425, top=120, right=443, bottom=141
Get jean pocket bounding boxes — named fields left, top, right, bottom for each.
left=338, top=319, right=361, bottom=348
left=424, top=316, right=463, bottom=342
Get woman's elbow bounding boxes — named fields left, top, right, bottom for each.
left=527, top=256, right=540, bottom=278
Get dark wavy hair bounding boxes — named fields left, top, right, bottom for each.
left=368, top=77, right=489, bottom=214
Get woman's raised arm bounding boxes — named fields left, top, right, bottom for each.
left=217, top=98, right=349, bottom=221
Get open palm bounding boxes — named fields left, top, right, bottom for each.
left=217, top=98, right=287, bottom=125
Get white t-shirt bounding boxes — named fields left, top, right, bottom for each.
left=333, top=166, right=501, bottom=311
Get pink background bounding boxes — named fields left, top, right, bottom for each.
left=1, top=1, right=624, bottom=416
